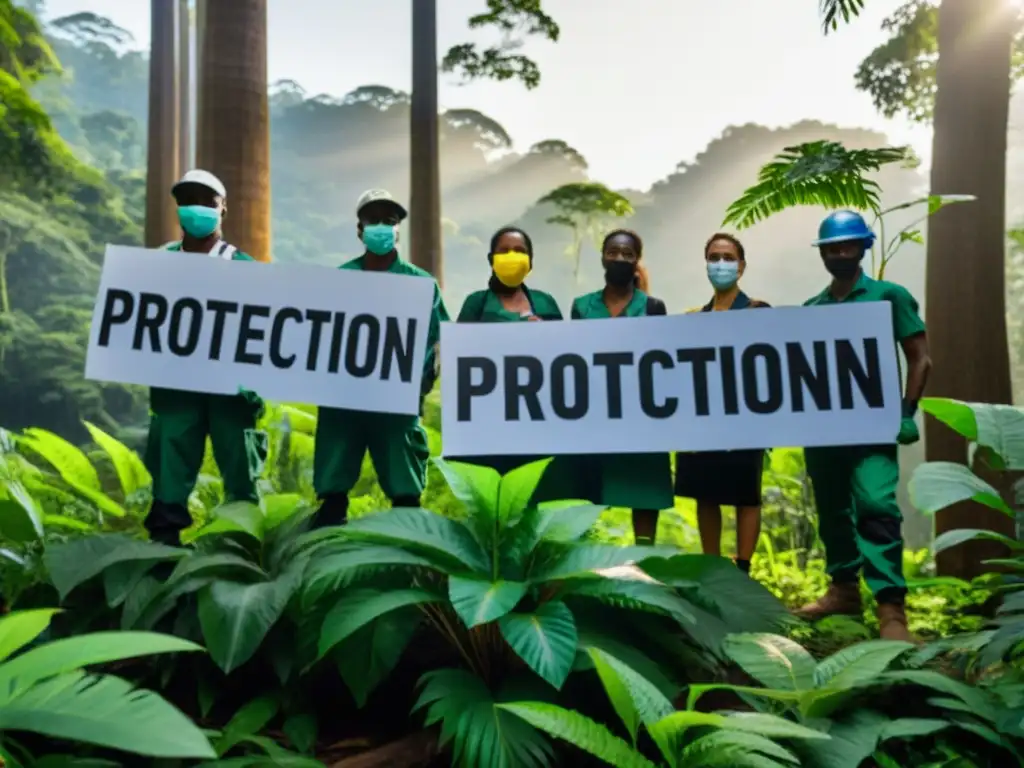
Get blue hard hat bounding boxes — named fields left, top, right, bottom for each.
left=812, top=210, right=876, bottom=247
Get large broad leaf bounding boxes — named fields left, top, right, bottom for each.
left=302, top=543, right=436, bottom=607
left=83, top=422, right=150, bottom=499
left=722, top=633, right=816, bottom=691
left=192, top=501, right=266, bottom=542
left=431, top=458, right=500, bottom=518
left=498, top=702, right=655, bottom=768
left=530, top=543, right=676, bottom=581
left=498, top=459, right=553, bottom=525
left=449, top=576, right=527, bottom=628
left=43, top=534, right=186, bottom=600
left=214, top=694, right=280, bottom=756
left=0, top=671, right=215, bottom=758
left=414, top=669, right=555, bottom=768
left=565, top=578, right=696, bottom=628
left=922, top=399, right=1024, bottom=468
left=197, top=572, right=299, bottom=673
left=932, top=528, right=1022, bottom=555
left=909, top=462, right=1013, bottom=517
left=641, top=554, right=789, bottom=632
left=677, top=729, right=801, bottom=767
left=651, top=710, right=828, bottom=742
left=0, top=609, right=60, bottom=662
left=0, top=631, right=204, bottom=699
left=318, top=587, right=440, bottom=660
left=585, top=647, right=674, bottom=744
left=17, top=429, right=124, bottom=518
left=343, top=507, right=490, bottom=573
left=920, top=398, right=979, bottom=441
left=539, top=504, right=607, bottom=543
left=334, top=607, right=421, bottom=707
left=498, top=601, right=578, bottom=689
left=0, top=480, right=44, bottom=543
left=793, top=709, right=890, bottom=768
left=813, top=640, right=914, bottom=689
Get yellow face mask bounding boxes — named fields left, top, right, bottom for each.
left=492, top=250, right=531, bottom=287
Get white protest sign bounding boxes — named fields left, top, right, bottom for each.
left=86, top=245, right=434, bottom=415
left=440, top=303, right=902, bottom=456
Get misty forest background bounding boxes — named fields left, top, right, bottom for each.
left=5, top=2, right=1024, bottom=549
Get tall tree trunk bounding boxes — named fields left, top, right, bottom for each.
left=927, top=0, right=1018, bottom=578
left=144, top=0, right=179, bottom=247
left=409, top=0, right=442, bottom=284
left=196, top=0, right=271, bottom=262
left=178, top=0, right=191, bottom=172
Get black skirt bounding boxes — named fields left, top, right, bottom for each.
left=674, top=449, right=765, bottom=507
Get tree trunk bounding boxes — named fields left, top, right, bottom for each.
left=196, top=0, right=271, bottom=262
left=409, top=0, right=442, bottom=284
left=926, top=0, right=1018, bottom=578
left=144, top=0, right=179, bottom=247
left=178, top=0, right=191, bottom=173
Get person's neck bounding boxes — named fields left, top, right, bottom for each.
left=364, top=250, right=398, bottom=270
left=489, top=275, right=522, bottom=296
left=829, top=269, right=862, bottom=300
left=181, top=233, right=220, bottom=253
left=603, top=283, right=633, bottom=301
left=712, top=284, right=740, bottom=310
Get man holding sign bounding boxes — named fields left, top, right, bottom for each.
left=796, top=211, right=932, bottom=642
left=311, top=190, right=449, bottom=528
left=144, top=170, right=267, bottom=546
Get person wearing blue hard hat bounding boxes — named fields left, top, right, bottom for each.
left=796, top=210, right=932, bottom=641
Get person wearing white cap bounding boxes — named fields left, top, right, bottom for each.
left=142, top=169, right=266, bottom=546
left=311, top=189, right=449, bottom=528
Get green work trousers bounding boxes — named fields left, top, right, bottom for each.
left=145, top=389, right=265, bottom=507
left=804, top=444, right=906, bottom=600
left=314, top=408, right=429, bottom=500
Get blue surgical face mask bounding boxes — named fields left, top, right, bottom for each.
left=178, top=205, right=221, bottom=239
left=362, top=223, right=397, bottom=256
left=707, top=260, right=740, bottom=290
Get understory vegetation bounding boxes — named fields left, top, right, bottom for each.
left=0, top=395, right=1021, bottom=767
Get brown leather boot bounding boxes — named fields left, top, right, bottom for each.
left=793, top=582, right=862, bottom=622
left=877, top=602, right=914, bottom=642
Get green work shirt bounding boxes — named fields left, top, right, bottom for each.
left=554, top=287, right=674, bottom=510
left=164, top=240, right=255, bottom=261
left=456, top=286, right=563, bottom=323
left=803, top=271, right=925, bottom=341
left=339, top=254, right=449, bottom=394
left=571, top=288, right=649, bottom=319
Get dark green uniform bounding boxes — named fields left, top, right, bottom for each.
left=313, top=255, right=448, bottom=504
left=551, top=289, right=674, bottom=510
left=803, top=272, right=925, bottom=598
left=144, top=241, right=267, bottom=545
left=451, top=286, right=563, bottom=476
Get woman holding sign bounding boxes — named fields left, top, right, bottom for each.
left=675, top=233, right=770, bottom=575
left=566, top=229, right=673, bottom=545
left=451, top=227, right=564, bottom=476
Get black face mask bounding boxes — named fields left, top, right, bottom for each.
left=605, top=260, right=636, bottom=287
left=822, top=256, right=862, bottom=280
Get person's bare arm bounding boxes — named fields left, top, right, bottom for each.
left=900, top=332, right=932, bottom=405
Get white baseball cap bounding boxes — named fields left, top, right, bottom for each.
left=172, top=169, right=227, bottom=199
left=356, top=189, right=407, bottom=220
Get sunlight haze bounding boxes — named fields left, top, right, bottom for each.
left=41, top=0, right=933, bottom=190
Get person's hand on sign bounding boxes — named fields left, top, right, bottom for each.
left=897, top=401, right=920, bottom=445
left=237, top=385, right=265, bottom=418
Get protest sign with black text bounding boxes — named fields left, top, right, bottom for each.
left=86, top=245, right=434, bottom=415
left=440, top=303, right=902, bottom=456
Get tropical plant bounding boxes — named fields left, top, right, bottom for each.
left=820, top=0, right=866, bottom=33
left=0, top=607, right=214, bottom=763
left=497, top=643, right=830, bottom=767
left=537, top=182, right=635, bottom=280
left=722, top=140, right=975, bottom=279
left=908, top=397, right=1024, bottom=666
left=703, top=633, right=1023, bottom=766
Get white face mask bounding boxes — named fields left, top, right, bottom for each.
left=707, top=261, right=739, bottom=290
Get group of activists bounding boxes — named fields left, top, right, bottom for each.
left=144, top=168, right=932, bottom=642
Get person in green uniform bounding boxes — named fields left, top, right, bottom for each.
left=675, top=233, right=770, bottom=575
left=567, top=229, right=673, bottom=544
left=144, top=169, right=267, bottom=546
left=451, top=226, right=563, bottom=475
left=311, top=189, right=449, bottom=528
left=796, top=210, right=932, bottom=642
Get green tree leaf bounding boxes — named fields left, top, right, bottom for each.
left=318, top=587, right=440, bottom=660
left=82, top=420, right=149, bottom=498
left=449, top=575, right=527, bottom=628
left=909, top=462, right=1013, bottom=517
left=585, top=647, right=674, bottom=745
left=0, top=608, right=59, bottom=662
left=334, top=607, right=421, bottom=707
left=722, top=633, right=817, bottom=691
left=197, top=573, right=298, bottom=673
left=498, top=601, right=578, bottom=689
left=43, top=534, right=186, bottom=600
